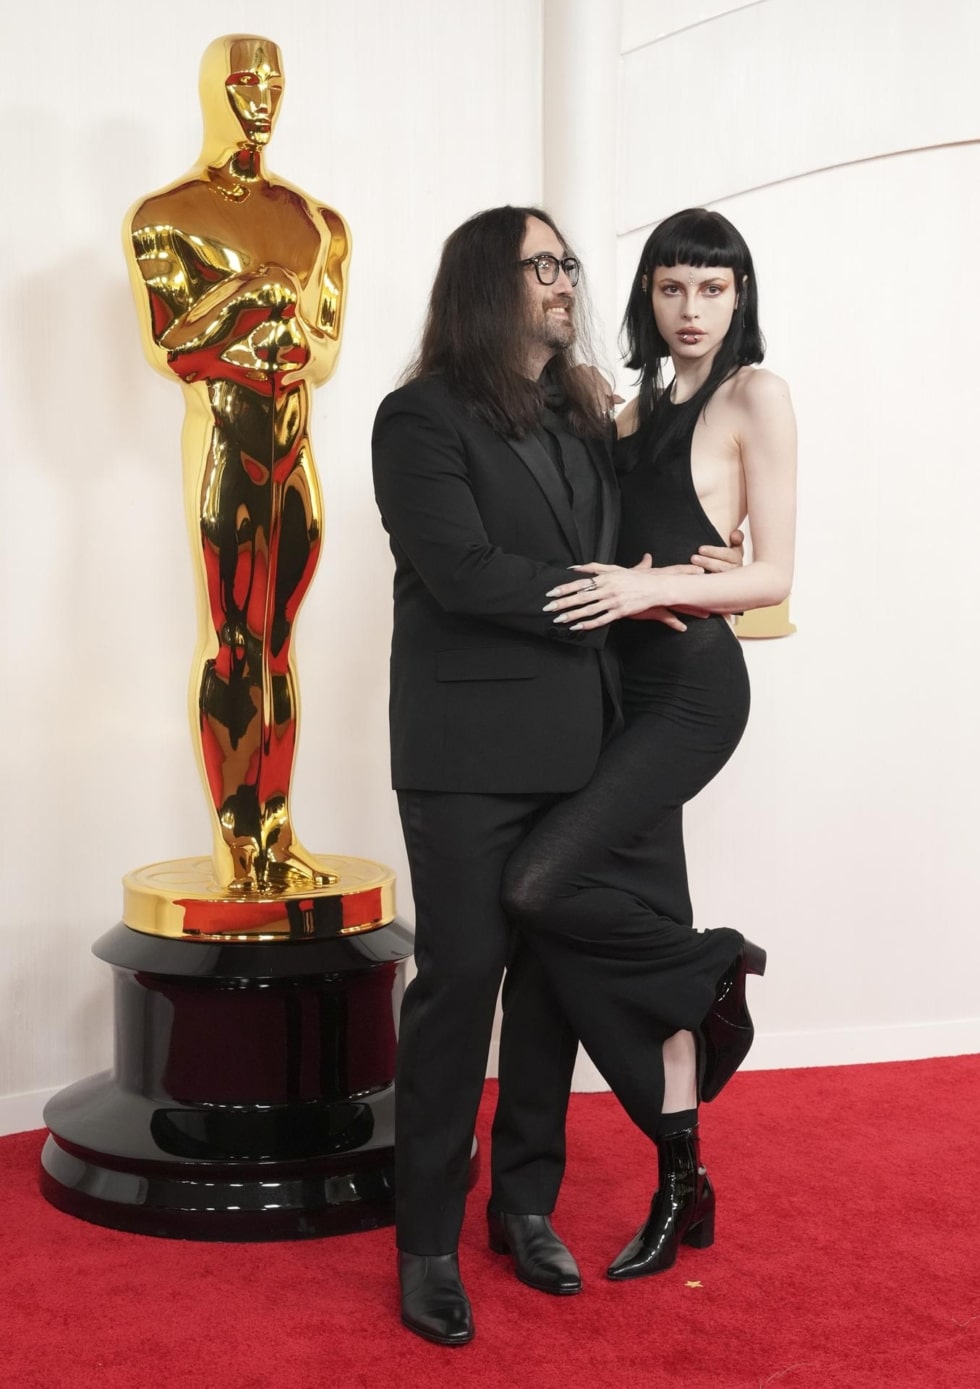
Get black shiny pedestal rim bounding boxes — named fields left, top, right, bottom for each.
left=40, top=1125, right=398, bottom=1241
left=39, top=919, right=419, bottom=1241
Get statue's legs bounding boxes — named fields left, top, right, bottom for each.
left=197, top=429, right=266, bottom=889
left=257, top=441, right=335, bottom=886
left=196, top=384, right=332, bottom=892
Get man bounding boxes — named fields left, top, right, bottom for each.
left=372, top=206, right=738, bottom=1345
left=372, top=205, right=618, bottom=1344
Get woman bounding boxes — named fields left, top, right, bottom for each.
left=501, top=208, right=796, bottom=1279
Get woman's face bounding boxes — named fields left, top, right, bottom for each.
left=649, top=264, right=739, bottom=363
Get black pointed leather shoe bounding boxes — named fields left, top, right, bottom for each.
left=699, top=938, right=767, bottom=1102
left=397, top=1251, right=474, bottom=1346
left=487, top=1209, right=582, bottom=1295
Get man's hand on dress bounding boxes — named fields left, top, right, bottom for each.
left=690, top=528, right=745, bottom=572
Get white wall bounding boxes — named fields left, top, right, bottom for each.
left=3, top=0, right=978, bottom=1134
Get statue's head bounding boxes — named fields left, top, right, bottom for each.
left=199, top=34, right=284, bottom=154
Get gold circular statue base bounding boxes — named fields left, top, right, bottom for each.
left=123, top=855, right=397, bottom=942
left=733, top=597, right=797, bottom=639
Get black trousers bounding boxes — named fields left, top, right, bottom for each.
left=502, top=617, right=751, bottom=1140
left=394, top=788, right=579, bottom=1255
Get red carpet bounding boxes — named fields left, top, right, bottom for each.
left=2, top=1056, right=978, bottom=1388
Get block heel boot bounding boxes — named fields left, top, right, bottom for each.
left=606, top=1125, right=715, bottom=1281
left=700, top=939, right=767, bottom=1103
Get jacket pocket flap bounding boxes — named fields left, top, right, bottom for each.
left=436, top=648, right=539, bottom=682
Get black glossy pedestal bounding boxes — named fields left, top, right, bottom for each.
left=40, top=919, right=417, bottom=1240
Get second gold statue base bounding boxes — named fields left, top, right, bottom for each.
left=123, top=855, right=397, bottom=942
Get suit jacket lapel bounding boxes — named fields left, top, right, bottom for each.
left=588, top=435, right=619, bottom=563
left=505, top=432, right=584, bottom=558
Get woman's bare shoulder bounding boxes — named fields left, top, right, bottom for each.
left=727, top=365, right=792, bottom=413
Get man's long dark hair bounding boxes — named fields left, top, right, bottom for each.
left=621, top=208, right=765, bottom=455
left=403, top=205, right=607, bottom=439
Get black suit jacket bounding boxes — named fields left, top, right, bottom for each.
left=372, top=374, right=620, bottom=793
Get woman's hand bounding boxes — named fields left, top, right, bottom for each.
left=543, top=554, right=700, bottom=631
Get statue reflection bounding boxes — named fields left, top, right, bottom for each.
left=125, top=35, right=350, bottom=893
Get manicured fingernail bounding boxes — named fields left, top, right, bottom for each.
left=542, top=602, right=557, bottom=612
left=553, top=615, right=569, bottom=624
left=569, top=623, right=583, bottom=631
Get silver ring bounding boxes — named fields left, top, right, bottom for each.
left=584, top=578, right=599, bottom=592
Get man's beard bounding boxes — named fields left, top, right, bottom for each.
left=533, top=296, right=576, bottom=353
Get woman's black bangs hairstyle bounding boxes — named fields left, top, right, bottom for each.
left=641, top=208, right=751, bottom=276
left=404, top=204, right=607, bottom=439
left=621, top=208, right=765, bottom=451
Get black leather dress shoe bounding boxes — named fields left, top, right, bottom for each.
left=397, top=1251, right=474, bottom=1346
left=699, top=939, right=767, bottom=1102
left=487, top=1209, right=582, bottom=1295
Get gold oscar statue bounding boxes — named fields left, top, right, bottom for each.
left=39, top=38, right=408, bottom=1239
left=121, top=33, right=393, bottom=937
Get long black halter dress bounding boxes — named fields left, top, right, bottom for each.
left=501, top=399, right=752, bottom=1137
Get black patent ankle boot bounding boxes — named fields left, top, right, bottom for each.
left=606, top=1125, right=715, bottom=1281
left=699, top=939, right=767, bottom=1103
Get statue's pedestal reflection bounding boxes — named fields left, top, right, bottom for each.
left=40, top=900, right=416, bottom=1240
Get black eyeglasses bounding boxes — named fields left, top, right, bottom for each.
left=519, top=253, right=581, bottom=287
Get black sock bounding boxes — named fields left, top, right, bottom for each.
left=656, top=1107, right=698, bottom=1137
